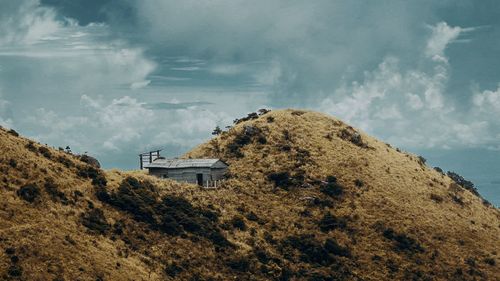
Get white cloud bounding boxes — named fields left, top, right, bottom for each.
left=130, top=80, right=151, bottom=90
left=425, top=22, right=475, bottom=62
left=0, top=91, right=12, bottom=128
left=0, top=0, right=61, bottom=46
left=473, top=85, right=500, bottom=111
left=26, top=95, right=233, bottom=158
left=319, top=21, right=500, bottom=150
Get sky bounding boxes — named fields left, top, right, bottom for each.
left=0, top=0, right=499, bottom=205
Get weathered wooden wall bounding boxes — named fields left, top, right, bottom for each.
left=148, top=167, right=226, bottom=185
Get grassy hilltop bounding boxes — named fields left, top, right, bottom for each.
left=0, top=109, right=498, bottom=280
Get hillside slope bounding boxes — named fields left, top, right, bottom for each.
left=0, top=109, right=499, bottom=281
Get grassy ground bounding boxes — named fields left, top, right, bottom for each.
left=0, top=109, right=498, bottom=280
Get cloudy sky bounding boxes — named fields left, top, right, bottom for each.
left=0, top=0, right=499, bottom=204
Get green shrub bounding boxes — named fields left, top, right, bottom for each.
left=165, top=262, right=184, bottom=277
left=7, top=129, right=19, bottom=137
left=320, top=177, right=343, bottom=198
left=77, top=165, right=107, bottom=187
left=382, top=228, right=424, bottom=254
left=447, top=171, right=479, bottom=196
left=17, top=184, right=40, bottom=203
left=319, top=213, right=347, bottom=232
left=78, top=155, right=101, bottom=168
left=226, top=256, right=251, bottom=272
left=56, top=155, right=74, bottom=168
left=44, top=179, right=68, bottom=204
left=7, top=265, right=22, bottom=277
left=25, top=141, right=37, bottom=153
left=268, top=172, right=292, bottom=190
left=38, top=146, right=52, bottom=159
left=281, top=235, right=333, bottom=266
left=254, top=248, right=271, bottom=264
left=338, top=127, right=367, bottom=148
left=324, top=238, right=351, bottom=257
left=81, top=208, right=109, bottom=234
left=97, top=177, right=230, bottom=248
left=230, top=216, right=247, bottom=231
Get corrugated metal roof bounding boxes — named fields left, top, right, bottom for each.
left=145, top=158, right=227, bottom=169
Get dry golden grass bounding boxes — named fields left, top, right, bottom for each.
left=0, top=109, right=499, bottom=281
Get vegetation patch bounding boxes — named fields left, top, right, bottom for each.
left=267, top=172, right=292, bottom=189
left=226, top=256, right=251, bottom=272
left=17, top=184, right=41, bottom=203
left=226, top=125, right=266, bottom=158
left=77, top=165, right=107, bottom=188
left=338, top=127, right=368, bottom=148
left=324, top=238, right=351, bottom=258
left=382, top=228, right=424, bottom=254
left=447, top=171, right=479, bottom=197
left=229, top=216, right=247, bottom=231
left=38, top=146, right=52, bottom=159
left=25, top=141, right=37, bottom=153
left=81, top=208, right=110, bottom=235
left=96, top=177, right=231, bottom=248
left=319, top=176, right=343, bottom=198
left=56, top=155, right=74, bottom=168
left=44, top=179, right=69, bottom=204
left=280, top=234, right=352, bottom=275
left=430, top=193, right=444, bottom=203
left=78, top=155, right=101, bottom=168
left=319, top=213, right=348, bottom=232
left=7, top=129, right=19, bottom=137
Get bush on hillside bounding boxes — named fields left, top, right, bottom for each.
left=81, top=208, right=109, bottom=234
left=382, top=228, right=424, bottom=254
left=25, top=141, right=37, bottom=153
left=447, top=171, right=478, bottom=196
left=226, top=256, right=251, bottom=272
left=7, top=129, right=19, bottom=137
left=338, top=127, right=367, bottom=148
left=280, top=235, right=351, bottom=270
left=230, top=216, right=247, bottom=231
left=258, top=108, right=271, bottom=115
left=319, top=177, right=343, bottom=198
left=417, top=156, right=426, bottom=165
left=44, top=179, right=69, bottom=204
left=267, top=172, right=292, bottom=189
left=77, top=165, right=107, bottom=188
left=17, top=184, right=40, bottom=203
left=56, top=155, right=74, bottom=168
left=430, top=193, right=444, bottom=203
left=323, top=238, right=351, bottom=258
left=78, top=155, right=101, bottom=168
left=433, top=167, right=444, bottom=174
left=38, top=146, right=52, bottom=159
left=226, top=125, right=266, bottom=158
left=233, top=112, right=260, bottom=124
left=96, top=177, right=231, bottom=248
left=164, top=262, right=184, bottom=277
left=319, top=213, right=348, bottom=232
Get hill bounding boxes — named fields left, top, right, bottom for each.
left=0, top=109, right=498, bottom=280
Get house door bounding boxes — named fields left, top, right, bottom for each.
left=196, top=174, right=203, bottom=186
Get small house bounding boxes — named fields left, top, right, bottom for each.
left=144, top=158, right=228, bottom=186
